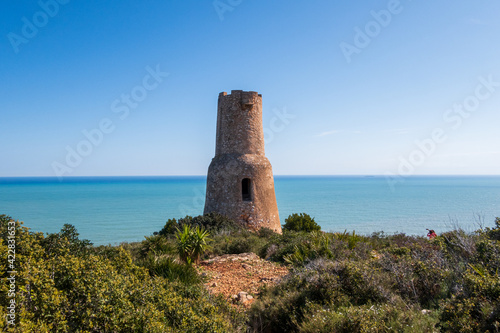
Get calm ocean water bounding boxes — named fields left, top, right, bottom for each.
left=0, top=176, right=499, bottom=245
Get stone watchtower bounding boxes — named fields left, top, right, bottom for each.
left=204, top=90, right=282, bottom=233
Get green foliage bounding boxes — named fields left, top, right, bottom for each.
left=283, top=213, right=321, bottom=232
left=147, top=256, right=201, bottom=285
left=4, top=212, right=500, bottom=332
left=298, top=302, right=439, bottom=333
left=248, top=259, right=392, bottom=332
left=247, top=217, right=500, bottom=332
left=334, top=230, right=363, bottom=249
left=138, top=234, right=176, bottom=258
left=379, top=244, right=450, bottom=307
left=0, top=215, right=240, bottom=332
left=485, top=217, right=500, bottom=241
left=283, top=231, right=334, bottom=266
left=157, top=218, right=178, bottom=237
left=175, top=225, right=211, bottom=264
left=209, top=229, right=269, bottom=257
left=158, top=213, right=241, bottom=237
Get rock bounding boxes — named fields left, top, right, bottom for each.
left=242, top=263, right=251, bottom=269
left=236, top=291, right=253, bottom=304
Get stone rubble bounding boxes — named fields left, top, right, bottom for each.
left=198, top=252, right=289, bottom=307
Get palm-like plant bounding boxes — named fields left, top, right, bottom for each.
left=176, top=224, right=192, bottom=263
left=175, top=225, right=211, bottom=264
left=190, top=227, right=211, bottom=264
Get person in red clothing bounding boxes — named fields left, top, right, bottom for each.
left=426, top=229, right=437, bottom=239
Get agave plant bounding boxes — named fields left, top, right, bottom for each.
left=190, top=227, right=211, bottom=264
left=175, top=224, right=211, bottom=264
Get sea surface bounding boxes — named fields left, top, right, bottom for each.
left=1, top=176, right=499, bottom=245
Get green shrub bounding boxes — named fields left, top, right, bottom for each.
left=147, top=256, right=201, bottom=285
left=209, top=230, right=268, bottom=257
left=485, top=217, right=500, bottom=241
left=283, top=231, right=334, bottom=266
left=333, top=230, right=364, bottom=249
left=283, top=213, right=321, bottom=232
left=439, top=296, right=485, bottom=332
left=439, top=261, right=500, bottom=332
left=157, top=218, right=179, bottom=237
left=248, top=259, right=392, bottom=332
left=175, top=225, right=211, bottom=264
left=0, top=215, right=240, bottom=332
left=299, top=302, right=438, bottom=333
left=138, top=235, right=177, bottom=258
left=4, top=213, right=500, bottom=332
left=158, top=213, right=241, bottom=237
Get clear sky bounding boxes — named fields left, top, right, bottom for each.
left=1, top=0, right=499, bottom=177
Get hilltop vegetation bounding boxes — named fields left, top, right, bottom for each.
left=2, top=213, right=500, bottom=332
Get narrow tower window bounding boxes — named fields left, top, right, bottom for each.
left=242, top=178, right=252, bottom=201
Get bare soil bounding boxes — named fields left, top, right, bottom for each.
left=198, top=253, right=289, bottom=307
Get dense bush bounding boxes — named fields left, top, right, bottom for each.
left=248, top=218, right=500, bottom=332
left=0, top=215, right=243, bottom=332
left=157, top=213, right=241, bottom=237
left=4, top=212, right=500, bottom=332
left=485, top=217, right=500, bottom=241
left=297, top=302, right=438, bottom=333
left=283, top=213, right=321, bottom=232
left=248, top=259, right=395, bottom=332
left=210, top=230, right=267, bottom=257
left=157, top=214, right=277, bottom=260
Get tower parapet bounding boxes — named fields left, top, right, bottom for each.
left=215, top=90, right=265, bottom=156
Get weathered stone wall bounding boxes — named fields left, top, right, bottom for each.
left=215, top=91, right=265, bottom=156
left=204, top=90, right=281, bottom=233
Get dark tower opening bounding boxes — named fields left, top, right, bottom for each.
left=242, top=178, right=252, bottom=201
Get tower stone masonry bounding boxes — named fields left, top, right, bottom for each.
left=204, top=90, right=282, bottom=233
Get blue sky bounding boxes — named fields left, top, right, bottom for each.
left=1, top=0, right=499, bottom=177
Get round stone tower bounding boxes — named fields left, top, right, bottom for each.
left=204, top=90, right=282, bottom=233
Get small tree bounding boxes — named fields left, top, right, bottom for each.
left=283, top=213, right=321, bottom=232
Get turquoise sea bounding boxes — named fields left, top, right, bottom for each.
left=1, top=176, right=499, bottom=245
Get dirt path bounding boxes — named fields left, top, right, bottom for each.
left=198, top=253, right=289, bottom=307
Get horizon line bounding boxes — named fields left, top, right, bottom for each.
left=1, top=174, right=500, bottom=179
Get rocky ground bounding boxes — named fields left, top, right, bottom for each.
left=198, top=253, right=289, bottom=307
